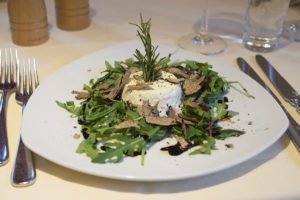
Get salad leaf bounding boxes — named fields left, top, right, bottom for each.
left=56, top=101, right=81, bottom=117
left=92, top=136, right=146, bottom=163
left=215, top=129, right=245, bottom=140
left=76, top=133, right=99, bottom=159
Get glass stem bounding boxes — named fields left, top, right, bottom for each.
left=199, top=0, right=208, bottom=37
left=194, top=0, right=213, bottom=45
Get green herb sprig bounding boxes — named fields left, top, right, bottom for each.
left=130, top=15, right=160, bottom=82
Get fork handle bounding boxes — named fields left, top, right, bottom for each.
left=11, top=136, right=36, bottom=186
left=11, top=103, right=36, bottom=186
left=0, top=91, right=9, bottom=166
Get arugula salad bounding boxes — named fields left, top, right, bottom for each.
left=57, top=16, right=247, bottom=165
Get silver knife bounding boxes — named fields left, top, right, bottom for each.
left=255, top=54, right=300, bottom=113
left=237, top=57, right=300, bottom=152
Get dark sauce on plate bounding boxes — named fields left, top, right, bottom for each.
left=81, top=128, right=89, bottom=139
left=161, top=142, right=194, bottom=156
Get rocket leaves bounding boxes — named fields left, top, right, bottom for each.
left=56, top=58, right=245, bottom=165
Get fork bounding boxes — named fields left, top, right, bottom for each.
left=0, top=48, right=17, bottom=166
left=11, top=58, right=38, bottom=186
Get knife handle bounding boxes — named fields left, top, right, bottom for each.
left=286, top=95, right=300, bottom=114
left=286, top=114, right=300, bottom=152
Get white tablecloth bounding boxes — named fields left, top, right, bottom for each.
left=0, top=0, right=299, bottom=199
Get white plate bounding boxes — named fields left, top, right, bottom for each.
left=22, top=40, right=288, bottom=181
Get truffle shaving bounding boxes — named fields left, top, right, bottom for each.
left=126, top=82, right=153, bottom=92
left=165, top=68, right=189, bottom=78
left=183, top=74, right=205, bottom=95
left=72, top=90, right=90, bottom=100
left=115, top=120, right=140, bottom=129
left=145, top=116, right=177, bottom=126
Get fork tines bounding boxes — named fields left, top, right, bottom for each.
left=16, top=58, right=39, bottom=98
left=0, top=48, right=18, bottom=86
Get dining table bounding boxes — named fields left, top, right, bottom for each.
left=0, top=0, right=300, bottom=199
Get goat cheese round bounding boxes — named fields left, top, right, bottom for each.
left=122, top=71, right=183, bottom=116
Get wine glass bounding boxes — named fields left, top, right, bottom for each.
left=178, top=0, right=227, bottom=55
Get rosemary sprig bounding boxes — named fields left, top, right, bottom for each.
left=130, top=15, right=160, bottom=82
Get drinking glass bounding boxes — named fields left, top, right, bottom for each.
left=178, top=0, right=227, bottom=55
left=242, top=0, right=290, bottom=52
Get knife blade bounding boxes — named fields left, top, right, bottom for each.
left=237, top=57, right=300, bottom=152
left=255, top=54, right=300, bottom=113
